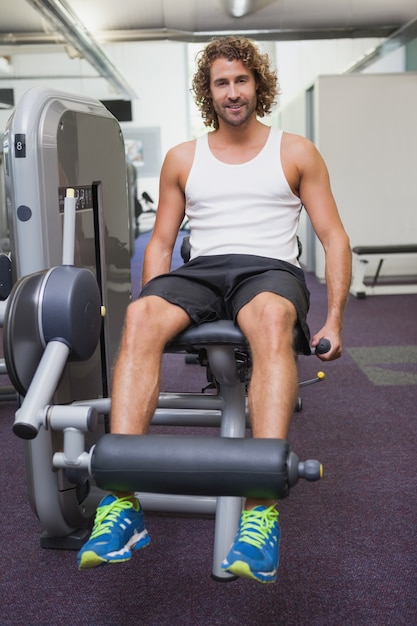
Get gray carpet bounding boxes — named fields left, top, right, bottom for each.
left=0, top=233, right=416, bottom=625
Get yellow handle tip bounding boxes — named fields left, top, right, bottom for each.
left=101, top=306, right=106, bottom=317
left=320, top=464, right=324, bottom=478
left=317, top=371, right=325, bottom=380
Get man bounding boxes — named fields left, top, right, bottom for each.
left=78, top=36, right=351, bottom=583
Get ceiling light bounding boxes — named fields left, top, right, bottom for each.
left=227, top=0, right=255, bottom=17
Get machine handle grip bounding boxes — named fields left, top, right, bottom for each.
left=315, top=338, right=331, bottom=355
left=298, top=459, right=323, bottom=482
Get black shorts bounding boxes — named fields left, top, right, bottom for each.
left=139, top=254, right=311, bottom=353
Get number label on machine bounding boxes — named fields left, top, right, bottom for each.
left=15, top=134, right=26, bottom=158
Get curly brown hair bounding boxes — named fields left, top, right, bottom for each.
left=191, top=36, right=279, bottom=129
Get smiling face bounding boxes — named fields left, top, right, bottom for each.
left=209, top=57, right=258, bottom=128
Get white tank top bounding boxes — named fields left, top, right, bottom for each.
left=184, top=127, right=303, bottom=266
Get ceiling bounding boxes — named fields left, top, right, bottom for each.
left=1, top=0, right=417, bottom=98
left=1, top=0, right=417, bottom=46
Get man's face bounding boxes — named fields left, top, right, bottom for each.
left=209, top=57, right=258, bottom=127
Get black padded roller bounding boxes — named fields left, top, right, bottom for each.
left=91, top=435, right=321, bottom=499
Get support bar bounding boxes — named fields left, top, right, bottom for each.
left=13, top=340, right=71, bottom=439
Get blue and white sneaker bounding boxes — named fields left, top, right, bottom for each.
left=221, top=504, right=280, bottom=583
left=78, top=494, right=150, bottom=570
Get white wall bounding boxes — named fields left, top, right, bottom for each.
left=274, top=37, right=388, bottom=110
left=0, top=48, right=107, bottom=133
left=275, top=40, right=410, bottom=279
left=313, top=72, right=417, bottom=281
left=108, top=42, right=190, bottom=200
left=0, top=41, right=190, bottom=202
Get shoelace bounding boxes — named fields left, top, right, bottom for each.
left=90, top=497, right=136, bottom=539
left=237, top=505, right=278, bottom=549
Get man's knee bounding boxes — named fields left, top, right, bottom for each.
left=240, top=293, right=296, bottom=330
left=124, top=296, right=190, bottom=343
left=263, top=300, right=296, bottom=329
left=125, top=296, right=154, bottom=325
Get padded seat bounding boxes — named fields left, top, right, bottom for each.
left=166, top=319, right=305, bottom=354
left=166, top=320, right=247, bottom=352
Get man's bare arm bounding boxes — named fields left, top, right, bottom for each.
left=141, top=142, right=194, bottom=286
left=297, top=138, right=351, bottom=359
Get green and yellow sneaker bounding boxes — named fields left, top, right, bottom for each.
left=221, top=504, right=280, bottom=583
left=78, top=494, right=150, bottom=570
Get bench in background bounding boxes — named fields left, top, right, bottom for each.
left=350, top=244, right=417, bottom=298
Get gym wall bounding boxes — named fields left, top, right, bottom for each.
left=281, top=72, right=417, bottom=281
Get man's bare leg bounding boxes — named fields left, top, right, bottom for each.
left=111, top=295, right=192, bottom=436
left=77, top=295, right=192, bottom=569
left=236, top=292, right=299, bottom=510
left=221, top=292, right=298, bottom=582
